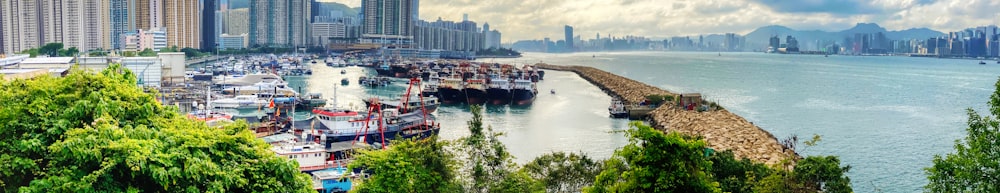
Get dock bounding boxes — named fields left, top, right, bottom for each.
left=537, top=63, right=795, bottom=165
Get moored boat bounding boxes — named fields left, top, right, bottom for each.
left=486, top=73, right=512, bottom=105
left=609, top=98, right=628, bottom=118
left=464, top=76, right=488, bottom=104
left=510, top=78, right=536, bottom=105
left=437, top=75, right=466, bottom=104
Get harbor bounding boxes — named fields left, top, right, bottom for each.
left=537, top=63, right=795, bottom=164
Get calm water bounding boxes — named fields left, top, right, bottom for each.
left=490, top=52, right=998, bottom=192
left=298, top=62, right=632, bottom=166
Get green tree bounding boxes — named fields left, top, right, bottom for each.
left=585, top=121, right=721, bottom=193
left=751, top=135, right=852, bottom=193
left=521, top=152, right=603, bottom=193
left=160, top=46, right=179, bottom=53
left=456, top=105, right=534, bottom=193
left=925, top=77, right=1000, bottom=192
left=137, top=48, right=158, bottom=57
left=349, top=136, right=459, bottom=193
left=708, top=150, right=772, bottom=193
left=0, top=64, right=313, bottom=192
left=57, top=47, right=79, bottom=57
left=18, top=48, right=40, bottom=57
left=38, top=43, right=64, bottom=56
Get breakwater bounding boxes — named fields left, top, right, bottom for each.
left=537, top=63, right=795, bottom=164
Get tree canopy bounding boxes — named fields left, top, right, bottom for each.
left=0, top=65, right=312, bottom=192
left=349, top=136, right=459, bottom=193
left=586, top=122, right=721, bottom=193
left=925, top=77, right=1000, bottom=192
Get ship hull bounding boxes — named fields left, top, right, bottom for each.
left=464, top=88, right=487, bottom=104
left=437, top=88, right=466, bottom=104
left=511, top=89, right=536, bottom=106
left=486, top=88, right=512, bottom=105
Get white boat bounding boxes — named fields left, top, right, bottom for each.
left=609, top=98, right=628, bottom=118
left=271, top=142, right=337, bottom=172
left=212, top=95, right=269, bottom=110
left=222, top=80, right=299, bottom=97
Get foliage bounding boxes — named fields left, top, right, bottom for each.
left=181, top=47, right=209, bottom=58
left=39, top=43, right=64, bottom=56
left=585, top=121, right=721, bottom=193
left=349, top=136, right=459, bottom=193
left=708, top=150, right=772, bottom=193
left=455, top=105, right=534, bottom=193
left=925, top=77, right=1000, bottom=192
left=644, top=94, right=674, bottom=105
left=0, top=64, right=312, bottom=192
left=521, top=152, right=603, bottom=193
left=159, top=46, right=179, bottom=53
left=137, top=48, right=158, bottom=57
left=752, top=135, right=852, bottom=193
left=18, top=43, right=78, bottom=57
left=476, top=47, right=522, bottom=57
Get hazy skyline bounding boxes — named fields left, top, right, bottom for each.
left=321, top=0, right=1000, bottom=41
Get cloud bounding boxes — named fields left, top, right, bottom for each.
left=319, top=0, right=998, bottom=42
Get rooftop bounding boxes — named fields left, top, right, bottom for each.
left=21, top=57, right=75, bottom=64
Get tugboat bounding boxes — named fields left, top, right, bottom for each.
left=511, top=78, right=537, bottom=105
left=608, top=98, right=628, bottom=118
left=464, top=75, right=488, bottom=104
left=437, top=75, right=466, bottom=104
left=486, top=73, right=512, bottom=105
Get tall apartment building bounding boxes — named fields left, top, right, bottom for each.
left=1, top=1, right=42, bottom=54
left=224, top=8, right=250, bottom=35
left=134, top=0, right=163, bottom=31
left=164, top=0, right=200, bottom=49
left=249, top=0, right=311, bottom=48
left=361, top=0, right=414, bottom=42
left=110, top=0, right=136, bottom=50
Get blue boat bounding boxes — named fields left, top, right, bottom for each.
left=311, top=167, right=352, bottom=193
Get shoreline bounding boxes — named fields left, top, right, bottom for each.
left=537, top=63, right=796, bottom=165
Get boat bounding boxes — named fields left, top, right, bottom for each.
left=341, top=69, right=347, bottom=74
left=486, top=73, right=512, bottom=105
left=437, top=75, right=466, bottom=104
left=341, top=78, right=350, bottom=85
left=271, top=142, right=339, bottom=172
left=187, top=109, right=235, bottom=122
left=358, top=76, right=391, bottom=87
left=212, top=95, right=269, bottom=110
left=311, top=106, right=437, bottom=143
left=364, top=95, right=439, bottom=114
left=221, top=80, right=299, bottom=97
left=311, top=167, right=353, bottom=193
left=980, top=61, right=987, bottom=65
left=463, top=75, right=488, bottom=104
left=510, top=78, right=537, bottom=105
left=608, top=98, right=628, bottom=118
left=550, top=89, right=555, bottom=94
left=421, top=72, right=440, bottom=97
left=299, top=93, right=327, bottom=109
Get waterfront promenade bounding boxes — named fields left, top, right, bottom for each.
left=537, top=63, right=795, bottom=164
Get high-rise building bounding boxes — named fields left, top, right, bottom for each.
left=564, top=25, right=573, bottom=50
left=135, top=0, right=163, bottom=31
left=225, top=8, right=250, bottom=35
left=201, top=0, right=217, bottom=51
left=164, top=0, right=200, bottom=49
left=361, top=0, right=414, bottom=43
left=2, top=1, right=42, bottom=54
left=110, top=0, right=136, bottom=50
left=249, top=0, right=311, bottom=48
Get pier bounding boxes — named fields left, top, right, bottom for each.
left=537, top=64, right=795, bottom=164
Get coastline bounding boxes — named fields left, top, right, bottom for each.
left=537, top=63, right=796, bottom=165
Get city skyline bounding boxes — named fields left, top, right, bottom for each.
left=322, top=0, right=999, bottom=41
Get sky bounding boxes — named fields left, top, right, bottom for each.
left=320, top=0, right=1000, bottom=42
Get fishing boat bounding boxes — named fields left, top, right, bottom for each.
left=486, top=73, right=512, bottom=105
left=271, top=142, right=338, bottom=172
left=608, top=98, right=628, bottom=118
left=421, top=72, right=440, bottom=97
left=341, top=78, right=350, bottom=85
left=311, top=167, right=353, bottom=193
left=464, top=75, right=488, bottom=104
left=437, top=75, right=466, bottom=104
left=980, top=61, right=987, bottom=65
left=511, top=78, right=537, bottom=105
left=311, top=106, right=437, bottom=143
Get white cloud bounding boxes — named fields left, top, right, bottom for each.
left=320, top=0, right=1000, bottom=41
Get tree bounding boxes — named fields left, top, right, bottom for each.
left=38, top=43, right=64, bottom=56
left=925, top=77, right=1000, bottom=192
left=137, top=48, right=157, bottom=57
left=349, top=136, right=460, bottom=193
left=160, top=46, right=179, bottom=53
left=58, top=47, right=79, bottom=57
left=521, top=152, right=603, bottom=193
left=0, top=64, right=313, bottom=192
left=585, top=121, right=721, bottom=193
left=455, top=105, right=534, bottom=193
left=708, top=150, right=772, bottom=193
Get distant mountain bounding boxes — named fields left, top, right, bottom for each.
left=743, top=23, right=946, bottom=50
left=316, top=2, right=359, bottom=18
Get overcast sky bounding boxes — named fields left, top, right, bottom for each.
left=321, top=0, right=1000, bottom=42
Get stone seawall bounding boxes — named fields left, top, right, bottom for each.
left=538, top=64, right=795, bottom=165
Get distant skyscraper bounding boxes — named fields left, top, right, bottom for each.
left=164, top=0, right=201, bottom=49
left=201, top=0, right=217, bottom=51
left=1, top=1, right=42, bottom=54
left=225, top=8, right=250, bottom=35
left=249, top=0, right=311, bottom=48
left=564, top=25, right=574, bottom=50
left=135, top=0, right=163, bottom=31
left=362, top=0, right=414, bottom=37
left=110, top=0, right=136, bottom=50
